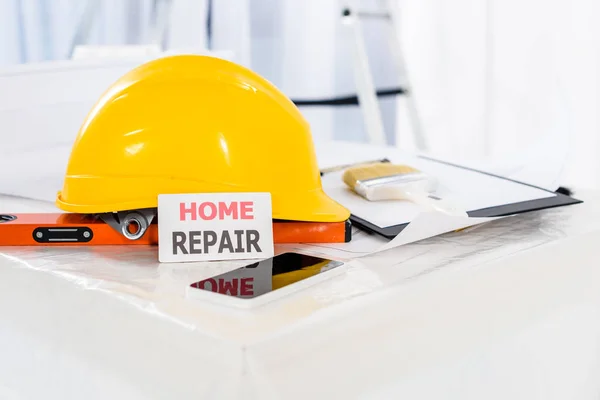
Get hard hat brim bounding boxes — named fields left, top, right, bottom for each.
left=57, top=187, right=350, bottom=223
left=272, top=189, right=351, bottom=223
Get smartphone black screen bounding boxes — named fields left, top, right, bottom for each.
left=189, top=252, right=343, bottom=299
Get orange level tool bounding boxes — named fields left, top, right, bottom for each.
left=0, top=213, right=351, bottom=246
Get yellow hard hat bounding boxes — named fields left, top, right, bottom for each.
left=56, top=54, right=350, bottom=223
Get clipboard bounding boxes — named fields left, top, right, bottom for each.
left=321, top=156, right=582, bottom=239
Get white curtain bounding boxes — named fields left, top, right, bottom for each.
left=0, top=0, right=210, bottom=65
left=0, top=0, right=399, bottom=144
left=394, top=0, right=600, bottom=189
left=487, top=0, right=600, bottom=189
left=0, top=0, right=149, bottom=64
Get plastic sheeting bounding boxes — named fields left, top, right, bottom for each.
left=1, top=190, right=599, bottom=399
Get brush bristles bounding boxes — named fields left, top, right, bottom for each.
left=343, top=162, right=419, bottom=188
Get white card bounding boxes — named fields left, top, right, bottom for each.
left=157, top=193, right=274, bottom=263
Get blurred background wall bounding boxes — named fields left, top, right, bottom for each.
left=0, top=0, right=598, bottom=189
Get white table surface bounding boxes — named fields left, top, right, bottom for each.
left=1, top=147, right=599, bottom=399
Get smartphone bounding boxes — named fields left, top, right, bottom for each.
left=188, top=252, right=344, bottom=303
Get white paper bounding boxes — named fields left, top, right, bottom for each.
left=277, top=226, right=389, bottom=260
left=374, top=212, right=504, bottom=252
left=442, top=129, right=569, bottom=193
left=278, top=213, right=504, bottom=261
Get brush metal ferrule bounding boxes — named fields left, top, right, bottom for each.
left=354, top=172, right=431, bottom=198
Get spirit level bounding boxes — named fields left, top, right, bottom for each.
left=0, top=213, right=352, bottom=246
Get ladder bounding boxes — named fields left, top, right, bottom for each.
left=341, top=0, right=428, bottom=150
